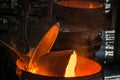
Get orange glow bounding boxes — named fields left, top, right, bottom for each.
left=90, top=3, right=94, bottom=8
left=28, top=22, right=60, bottom=70
left=28, top=64, right=38, bottom=74
left=16, top=59, right=27, bottom=71
left=58, top=1, right=103, bottom=9
left=75, top=56, right=102, bottom=77
left=16, top=50, right=102, bottom=77
left=64, top=51, right=77, bottom=77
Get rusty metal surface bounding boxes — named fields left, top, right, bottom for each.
left=53, top=0, right=111, bottom=30
left=20, top=71, right=103, bottom=80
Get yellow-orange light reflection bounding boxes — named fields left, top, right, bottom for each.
left=29, top=67, right=37, bottom=74
left=64, top=51, right=77, bottom=77
left=90, top=3, right=94, bottom=8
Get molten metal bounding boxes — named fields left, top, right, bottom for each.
left=64, top=50, right=77, bottom=77
left=16, top=50, right=102, bottom=77
left=15, top=22, right=102, bottom=78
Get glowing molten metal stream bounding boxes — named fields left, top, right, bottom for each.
left=64, top=51, right=77, bottom=77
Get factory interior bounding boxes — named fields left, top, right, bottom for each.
left=0, top=0, right=120, bottom=80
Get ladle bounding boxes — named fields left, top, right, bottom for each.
left=0, top=22, right=60, bottom=69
